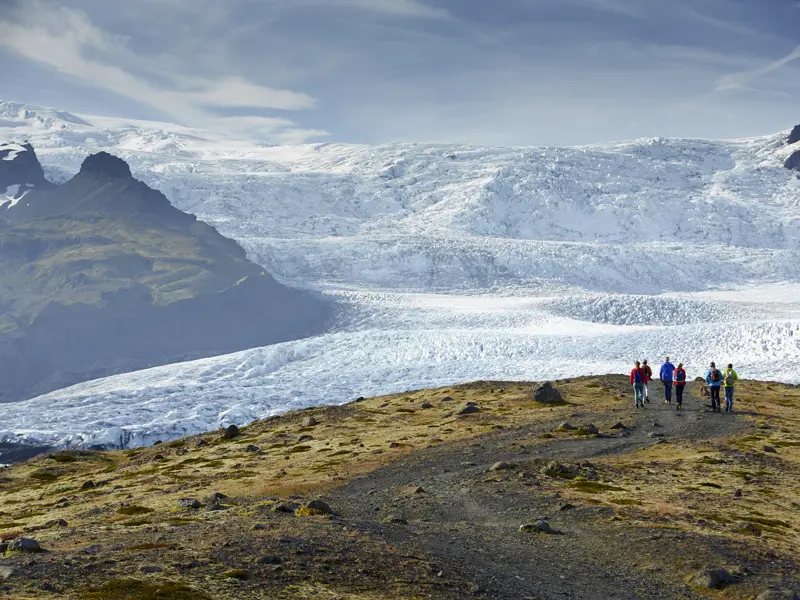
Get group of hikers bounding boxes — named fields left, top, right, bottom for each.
left=629, top=357, right=739, bottom=412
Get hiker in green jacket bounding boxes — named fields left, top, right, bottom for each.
left=723, top=363, right=739, bottom=412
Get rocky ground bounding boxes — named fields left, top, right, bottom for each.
left=0, top=376, right=798, bottom=599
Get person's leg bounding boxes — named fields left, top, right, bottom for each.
left=664, top=381, right=672, bottom=404
left=714, top=387, right=721, bottom=411
left=633, top=383, right=641, bottom=407
left=710, top=387, right=717, bottom=411
left=676, top=385, right=683, bottom=409
left=725, top=387, right=734, bottom=412
left=644, top=383, right=649, bottom=402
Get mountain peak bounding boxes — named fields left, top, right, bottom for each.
left=0, top=141, right=50, bottom=195
left=78, top=151, right=132, bottom=179
left=789, top=124, right=800, bottom=145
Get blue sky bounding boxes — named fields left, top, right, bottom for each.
left=0, top=0, right=798, bottom=145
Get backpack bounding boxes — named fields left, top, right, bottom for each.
left=710, top=369, right=721, bottom=383
left=724, top=371, right=735, bottom=386
left=633, top=369, right=642, bottom=383
left=675, top=369, right=686, bottom=383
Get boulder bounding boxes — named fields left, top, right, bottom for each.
left=302, top=416, right=318, bottom=427
left=458, top=405, right=480, bottom=415
left=222, top=424, right=240, bottom=439
left=610, top=422, right=628, bottom=430
left=763, top=446, right=778, bottom=454
left=300, top=499, right=334, bottom=516
left=176, top=498, right=201, bottom=510
left=203, top=492, right=228, bottom=505
left=757, top=589, right=799, bottom=600
left=420, top=402, right=434, bottom=409
left=789, top=124, right=800, bottom=145
left=519, top=520, right=560, bottom=535
left=531, top=382, right=563, bottom=404
left=384, top=515, right=409, bottom=524
left=6, top=538, right=43, bottom=554
left=489, top=461, right=515, bottom=471
left=257, top=555, right=282, bottom=565
left=139, top=565, right=163, bottom=574
left=689, top=568, right=736, bottom=590
left=246, top=444, right=261, bottom=453
left=553, top=422, right=576, bottom=431
left=786, top=150, right=800, bottom=171
left=297, top=435, right=313, bottom=443
left=576, top=423, right=599, bottom=435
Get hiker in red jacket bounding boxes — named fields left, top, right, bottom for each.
left=673, top=363, right=687, bottom=410
left=630, top=360, right=646, bottom=408
left=641, top=359, right=653, bottom=403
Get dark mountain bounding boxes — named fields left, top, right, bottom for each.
left=0, top=142, right=53, bottom=200
left=0, top=146, right=332, bottom=402
left=789, top=124, right=800, bottom=145
left=786, top=150, right=800, bottom=172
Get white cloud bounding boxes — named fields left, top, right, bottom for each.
left=0, top=0, right=325, bottom=142
left=335, top=0, right=450, bottom=18
left=715, top=45, right=800, bottom=92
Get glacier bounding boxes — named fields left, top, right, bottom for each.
left=0, top=100, right=799, bottom=449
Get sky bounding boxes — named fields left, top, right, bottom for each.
left=0, top=0, right=799, bottom=145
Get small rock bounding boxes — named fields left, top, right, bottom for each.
left=763, top=446, right=778, bottom=454
left=610, top=422, right=628, bottom=430
left=531, top=382, right=563, bottom=404
left=648, top=432, right=665, bottom=438
left=643, top=565, right=663, bottom=572
left=152, top=440, right=163, bottom=446
left=204, top=492, right=228, bottom=505
left=0, top=566, right=16, bottom=580
left=420, top=402, right=434, bottom=409
left=43, top=519, right=68, bottom=529
left=651, top=422, right=661, bottom=427
left=195, top=438, right=208, bottom=447
left=734, top=489, right=743, bottom=498
left=176, top=498, right=201, bottom=510
left=489, top=461, right=515, bottom=471
left=465, top=401, right=478, bottom=407
left=139, top=565, right=163, bottom=574
left=302, top=499, right=334, bottom=515
left=297, top=435, right=314, bottom=443
left=554, top=422, right=576, bottom=431
left=7, top=538, right=43, bottom=553
left=389, top=442, right=400, bottom=448
left=470, top=582, right=486, bottom=594
left=578, top=423, right=599, bottom=435
left=458, top=405, right=480, bottom=416
left=81, top=481, right=96, bottom=491
left=152, top=454, right=165, bottom=461
left=222, top=424, right=240, bottom=439
left=251, top=523, right=268, bottom=531
left=519, top=520, right=560, bottom=535
left=272, top=502, right=300, bottom=513
left=558, top=502, right=576, bottom=511
left=756, top=589, right=799, bottom=600
left=736, top=522, right=762, bottom=536
left=441, top=396, right=454, bottom=402
left=384, top=515, right=408, bottom=524
left=257, top=555, right=282, bottom=565
left=409, top=486, right=426, bottom=494
left=303, top=416, right=318, bottom=427
left=689, top=568, right=736, bottom=590
left=246, top=444, right=261, bottom=453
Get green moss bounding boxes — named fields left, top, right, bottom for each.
left=221, top=569, right=249, bottom=580
left=125, top=543, right=172, bottom=551
left=121, top=519, right=152, bottom=527
left=570, top=480, right=624, bottom=493
left=29, top=468, right=61, bottom=483
left=0, top=522, right=25, bottom=530
left=80, top=577, right=211, bottom=600
left=288, top=445, right=313, bottom=454
left=48, top=453, right=78, bottom=463
left=609, top=498, right=642, bottom=506
left=117, top=505, right=154, bottom=516
left=698, top=482, right=722, bottom=489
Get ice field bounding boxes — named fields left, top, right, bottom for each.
left=1, top=101, right=799, bottom=448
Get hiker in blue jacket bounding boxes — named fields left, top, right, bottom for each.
left=705, top=361, right=724, bottom=412
left=659, top=356, right=676, bottom=404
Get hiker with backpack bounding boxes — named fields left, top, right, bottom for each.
left=673, top=363, right=687, bottom=410
left=722, top=363, right=739, bottom=412
left=705, top=362, right=723, bottom=412
left=659, top=356, right=676, bottom=404
left=630, top=360, right=646, bottom=408
left=641, top=359, right=653, bottom=403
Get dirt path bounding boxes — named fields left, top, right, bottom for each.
left=328, top=384, right=767, bottom=599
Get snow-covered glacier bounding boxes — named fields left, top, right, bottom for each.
left=1, top=100, right=799, bottom=449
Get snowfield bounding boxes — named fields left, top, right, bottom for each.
left=1, top=100, right=799, bottom=449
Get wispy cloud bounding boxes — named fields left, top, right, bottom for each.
left=0, top=0, right=326, bottom=142
left=715, top=45, right=800, bottom=92
left=336, top=0, right=450, bottom=18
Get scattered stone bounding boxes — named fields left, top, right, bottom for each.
left=489, top=461, right=515, bottom=471
left=420, top=402, right=434, bottom=409
left=757, top=589, right=799, bottom=600
left=531, top=382, right=563, bottom=404
left=734, top=489, right=743, bottom=498
left=610, top=422, right=628, bottom=430
left=470, top=582, right=486, bottom=594
left=251, top=524, right=268, bottom=531
left=553, top=422, right=576, bottom=431
left=648, top=432, right=665, bottom=438
left=577, top=423, right=599, bottom=435
left=176, top=498, right=201, bottom=510
left=441, top=396, right=454, bottom=402
left=651, top=422, right=661, bottom=427
left=139, top=565, right=163, bottom=574
left=0, top=567, right=16, bottom=580
left=195, top=438, right=208, bottom=448
left=6, top=538, right=43, bottom=554
left=303, top=416, right=318, bottom=427
left=689, top=568, right=737, bottom=590
left=384, top=515, right=409, bottom=524
left=257, top=555, right=282, bottom=565
left=175, top=447, right=189, bottom=456
left=273, top=502, right=300, bottom=513
left=409, top=486, right=426, bottom=494
left=80, top=480, right=96, bottom=491
left=246, top=444, right=261, bottom=453
left=763, top=446, right=778, bottom=454
left=465, top=401, right=478, bottom=407
left=643, top=565, right=663, bottom=572
left=297, top=435, right=314, bottom=443
left=389, top=442, right=400, bottom=448
left=222, top=424, right=240, bottom=439
left=519, top=520, right=560, bottom=535
left=152, top=440, right=163, bottom=446
left=541, top=461, right=573, bottom=478
left=558, top=502, right=576, bottom=511
left=204, top=492, right=228, bottom=505
left=458, top=405, right=480, bottom=416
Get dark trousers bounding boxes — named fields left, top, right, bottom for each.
left=710, top=386, right=721, bottom=410
left=663, top=380, right=673, bottom=402
left=675, top=384, right=684, bottom=404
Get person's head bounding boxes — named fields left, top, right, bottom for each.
left=642, top=359, right=648, bottom=365
left=728, top=363, right=733, bottom=369
left=665, top=356, right=670, bottom=362
left=677, top=363, right=683, bottom=369
left=710, top=361, right=716, bottom=368
left=635, top=360, right=641, bottom=367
